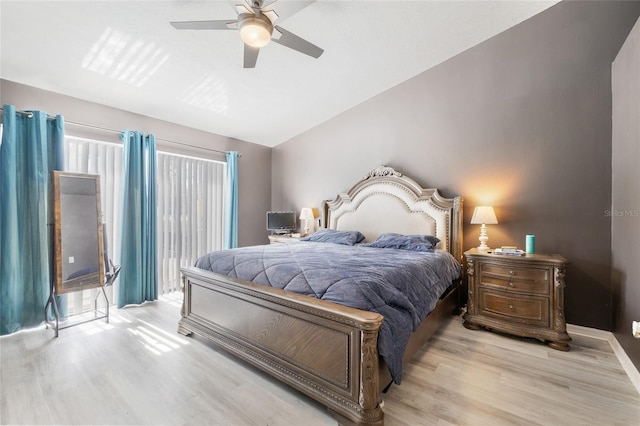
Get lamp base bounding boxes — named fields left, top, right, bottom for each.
left=302, top=221, right=310, bottom=237
left=477, top=224, right=490, bottom=251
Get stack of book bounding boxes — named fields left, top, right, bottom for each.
left=493, top=246, right=525, bottom=256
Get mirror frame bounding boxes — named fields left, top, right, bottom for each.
left=53, top=171, right=105, bottom=295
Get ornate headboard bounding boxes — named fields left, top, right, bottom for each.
left=322, top=166, right=463, bottom=263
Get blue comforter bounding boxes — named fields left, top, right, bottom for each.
left=194, top=242, right=461, bottom=383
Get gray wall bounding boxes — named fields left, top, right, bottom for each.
left=0, top=79, right=271, bottom=247
left=612, top=18, right=640, bottom=368
left=272, top=1, right=640, bottom=333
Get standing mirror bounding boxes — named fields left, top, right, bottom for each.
left=53, top=171, right=105, bottom=294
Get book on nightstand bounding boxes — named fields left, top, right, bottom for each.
left=493, top=246, right=525, bottom=256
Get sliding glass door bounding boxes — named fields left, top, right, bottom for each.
left=65, top=136, right=225, bottom=309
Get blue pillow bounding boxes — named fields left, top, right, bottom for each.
left=363, top=233, right=440, bottom=252
left=300, top=228, right=366, bottom=246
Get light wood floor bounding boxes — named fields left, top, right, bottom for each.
left=1, top=292, right=639, bottom=425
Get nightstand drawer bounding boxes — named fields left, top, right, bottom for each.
left=479, top=263, right=549, bottom=295
left=479, top=289, right=550, bottom=327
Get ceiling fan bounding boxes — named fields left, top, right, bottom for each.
left=170, top=0, right=324, bottom=68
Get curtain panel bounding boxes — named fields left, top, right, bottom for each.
left=224, top=151, right=238, bottom=249
left=118, top=130, right=158, bottom=308
left=0, top=105, right=64, bottom=335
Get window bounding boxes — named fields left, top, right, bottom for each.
left=65, top=136, right=225, bottom=308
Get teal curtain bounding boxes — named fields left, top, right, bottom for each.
left=117, top=130, right=157, bottom=308
left=0, top=105, right=64, bottom=335
left=224, top=151, right=239, bottom=249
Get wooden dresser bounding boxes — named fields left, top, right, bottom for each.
left=463, top=248, right=571, bottom=351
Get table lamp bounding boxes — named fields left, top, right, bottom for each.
left=299, top=207, right=315, bottom=236
left=470, top=206, right=498, bottom=250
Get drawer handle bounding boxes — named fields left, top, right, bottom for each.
left=508, top=305, right=514, bottom=309
left=508, top=282, right=514, bottom=287
left=509, top=270, right=515, bottom=275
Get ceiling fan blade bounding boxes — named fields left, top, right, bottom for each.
left=260, top=0, right=278, bottom=9
left=235, top=3, right=254, bottom=15
left=272, top=26, right=323, bottom=58
left=264, top=1, right=313, bottom=22
left=170, top=20, right=237, bottom=30
left=244, top=44, right=260, bottom=68
left=263, top=9, right=279, bottom=23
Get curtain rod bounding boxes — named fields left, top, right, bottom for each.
left=0, top=107, right=241, bottom=158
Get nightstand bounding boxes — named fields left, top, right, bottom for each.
left=463, top=248, right=571, bottom=351
left=268, top=235, right=301, bottom=244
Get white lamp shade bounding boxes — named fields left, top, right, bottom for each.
left=299, top=207, right=315, bottom=220
left=470, top=206, right=498, bottom=225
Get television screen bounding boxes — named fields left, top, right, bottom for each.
left=266, top=211, right=297, bottom=233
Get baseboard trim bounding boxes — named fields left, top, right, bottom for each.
left=567, top=323, right=640, bottom=396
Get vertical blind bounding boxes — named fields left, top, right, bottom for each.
left=156, top=153, right=225, bottom=293
left=65, top=136, right=225, bottom=306
left=65, top=137, right=123, bottom=310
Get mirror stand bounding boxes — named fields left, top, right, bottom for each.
left=45, top=171, right=110, bottom=337
left=44, top=285, right=109, bottom=337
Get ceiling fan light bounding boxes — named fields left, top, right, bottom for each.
left=239, top=16, right=272, bottom=48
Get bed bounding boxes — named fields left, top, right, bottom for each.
left=179, top=166, right=463, bottom=426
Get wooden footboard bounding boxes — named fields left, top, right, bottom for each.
left=179, top=265, right=385, bottom=426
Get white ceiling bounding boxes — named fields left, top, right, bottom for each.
left=0, top=1, right=557, bottom=147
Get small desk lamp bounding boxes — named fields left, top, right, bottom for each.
left=470, top=206, right=498, bottom=250
left=299, top=207, right=315, bottom=236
